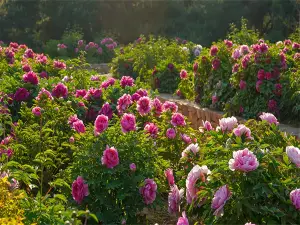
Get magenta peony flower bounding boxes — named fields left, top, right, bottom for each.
left=212, top=95, right=218, bottom=104
left=239, top=80, right=247, bottom=90
left=290, top=189, right=300, bottom=210
left=129, top=163, right=136, bottom=172
left=36, top=54, right=48, bottom=64
left=97, top=47, right=103, bottom=54
left=75, top=89, right=87, bottom=98
left=140, top=178, right=157, bottom=205
left=101, top=77, right=116, bottom=89
left=22, top=64, right=31, bottom=72
left=232, top=63, right=239, bottom=73
left=232, top=49, right=241, bottom=59
left=224, top=39, right=233, bottom=48
left=131, top=93, right=141, bottom=102
left=259, top=112, right=279, bottom=125
left=274, top=83, right=282, bottom=96
left=84, top=88, right=102, bottom=101
left=167, top=63, right=175, bottom=71
left=242, top=55, right=250, bottom=69
left=68, top=115, right=79, bottom=127
left=212, top=58, right=221, bottom=70
left=99, top=102, right=113, bottom=120
left=265, top=72, right=272, bottom=80
left=101, top=146, right=119, bottom=169
left=78, top=40, right=84, bottom=46
left=164, top=168, right=175, bottom=186
left=292, top=42, right=300, bottom=49
left=202, top=120, right=213, bottom=131
left=180, top=69, right=188, bottom=79
left=229, top=148, right=259, bottom=172
left=144, top=122, right=158, bottom=138
left=39, top=71, right=48, bottom=79
left=181, top=143, right=199, bottom=158
left=163, top=101, right=178, bottom=113
left=166, top=128, right=176, bottom=139
left=286, top=146, right=300, bottom=168
left=177, top=211, right=189, bottom=225
left=181, top=133, right=192, bottom=144
left=32, top=107, right=41, bottom=116
left=137, top=96, right=152, bottom=116
left=259, top=43, right=269, bottom=53
left=72, top=120, right=86, bottom=133
left=72, top=176, right=89, bottom=204
left=212, top=185, right=232, bottom=217
left=135, top=88, right=148, bottom=97
left=193, top=62, right=199, bottom=72
left=120, top=76, right=134, bottom=88
left=1, top=136, right=13, bottom=145
left=268, top=99, right=277, bottom=112
left=219, top=117, right=238, bottom=132
left=210, top=46, right=218, bottom=56
left=168, top=185, right=184, bottom=214
left=240, top=45, right=250, bottom=55
left=186, top=165, right=211, bottom=204
left=256, top=80, right=263, bottom=92
left=94, top=115, right=109, bottom=136
left=52, top=83, right=68, bottom=98
left=171, top=113, right=186, bottom=127
left=23, top=71, right=39, bottom=85
left=284, top=39, right=292, bottom=46
left=152, top=98, right=163, bottom=116
left=14, top=88, right=30, bottom=102
left=53, top=60, right=66, bottom=70
left=24, top=49, right=34, bottom=58
left=117, top=94, right=132, bottom=114
left=120, top=113, right=136, bottom=133
left=233, top=124, right=253, bottom=140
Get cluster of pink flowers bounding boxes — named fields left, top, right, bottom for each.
left=68, top=115, right=86, bottom=133
left=229, top=148, right=259, bottom=172
left=101, top=146, right=119, bottom=169
left=72, top=176, right=89, bottom=204
left=53, top=60, right=66, bottom=70
left=140, top=178, right=157, bottom=205
left=286, top=146, right=300, bottom=168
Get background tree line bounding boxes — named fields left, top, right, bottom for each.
left=0, top=0, right=299, bottom=49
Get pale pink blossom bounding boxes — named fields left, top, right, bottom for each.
left=233, top=124, right=253, bottom=140
left=202, top=120, right=213, bottom=131
left=259, top=112, right=279, bottom=125
left=168, top=185, right=184, bottom=214
left=36, top=88, right=53, bottom=101
left=290, top=189, right=300, bottom=210
left=117, top=94, right=132, bottom=114
left=286, top=146, right=300, bottom=168
left=177, top=212, right=189, bottom=225
left=211, top=185, right=231, bottom=217
left=181, top=143, right=199, bottom=158
left=229, top=148, right=259, bottom=172
left=219, top=117, right=238, bottom=132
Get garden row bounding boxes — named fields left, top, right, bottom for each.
left=0, top=42, right=299, bottom=225
left=110, top=32, right=300, bottom=124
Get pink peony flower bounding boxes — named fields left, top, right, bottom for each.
left=180, top=69, right=188, bottom=79
left=186, top=165, right=211, bottom=204
left=1, top=136, right=13, bottom=145
left=168, top=185, right=184, bottom=214
left=233, top=124, right=253, bottom=140
left=84, top=88, right=102, bottom=101
left=75, top=89, right=87, bottom=98
left=284, top=39, right=292, bottom=46
left=286, top=146, right=300, bottom=168
left=99, top=103, right=113, bottom=120
left=240, top=45, right=249, bottom=55
left=212, top=58, right=221, bottom=70
left=131, top=93, right=141, bottom=102
left=152, top=98, right=163, bottom=116
left=120, top=113, right=136, bottom=133
left=181, top=143, right=199, bottom=158
left=94, top=115, right=109, bottom=136
left=68, top=115, right=79, bottom=127
left=232, top=49, right=241, bottom=59
left=22, top=64, right=31, bottom=72
left=166, top=128, right=176, bottom=139
left=224, top=39, right=233, bottom=48
left=101, top=78, right=116, bottom=89
left=72, top=120, right=86, bottom=133
left=101, top=146, right=119, bottom=169
left=72, top=176, right=89, bottom=204
left=239, top=80, right=247, bottom=90
left=140, top=178, right=157, bottom=205
left=259, top=112, right=279, bottom=125
left=69, top=136, right=75, bottom=143
left=181, top=134, right=192, bottom=144
left=265, top=72, right=272, bottom=80
left=193, top=62, right=199, bottom=72
left=23, top=71, right=39, bottom=85
left=144, top=122, right=158, bottom=138
left=24, top=49, right=34, bottom=58
left=97, top=47, right=103, bottom=54
left=120, top=76, right=134, bottom=88
left=52, top=83, right=68, bottom=98
left=202, top=120, right=213, bottom=131
left=32, top=107, right=41, bottom=116
left=53, top=60, right=66, bottom=69
left=129, top=163, right=136, bottom=172
left=136, top=88, right=148, bottom=97
left=39, top=71, right=48, bottom=79
left=259, top=43, right=269, bottom=53
left=36, top=88, right=53, bottom=101
left=171, top=113, right=186, bottom=127
left=232, top=63, right=239, bottom=73
left=210, top=46, right=218, bottom=56
left=164, top=168, right=175, bottom=186
left=219, top=117, right=238, bottom=132
left=290, top=189, right=300, bottom=210
left=242, top=55, right=250, bottom=69
left=292, top=42, right=300, bottom=49
left=212, top=95, right=218, bottom=104
left=163, top=101, right=178, bottom=113
left=255, top=80, right=263, bottom=93
left=177, top=212, right=189, bottom=225
left=36, top=54, right=48, bottom=64
left=229, top=148, right=259, bottom=172
left=137, top=96, right=152, bottom=116
left=211, top=185, right=232, bottom=217
left=14, top=88, right=30, bottom=102
left=117, top=94, right=132, bottom=114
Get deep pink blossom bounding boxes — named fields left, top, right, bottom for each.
left=292, top=42, right=300, bottom=49
left=212, top=185, right=232, bottom=217
left=137, top=96, right=152, bottom=116
left=180, top=69, right=188, bottom=79
left=239, top=80, right=247, bottom=90
left=152, top=98, right=163, bottom=116
left=268, top=99, right=277, bottom=112
left=72, top=176, right=89, bottom=204
left=140, top=178, right=157, bottom=205
left=164, top=168, right=175, bottom=186
left=168, top=185, right=184, bottom=214
left=117, top=94, right=132, bottom=114
left=232, top=49, right=241, bottom=59
left=181, top=133, right=192, bottom=144
left=32, top=107, right=41, bottom=116
left=256, top=80, right=263, bottom=92
left=24, top=49, right=34, bottom=58
left=39, top=71, right=48, bottom=79
left=257, top=69, right=265, bottom=80
left=232, top=63, right=239, bottom=73
left=94, top=115, right=109, bottom=136
left=210, top=46, right=218, bottom=56
left=36, top=54, right=48, bottom=64
left=202, top=120, right=213, bottom=131
left=72, top=120, right=86, bottom=133
left=23, top=71, right=39, bottom=85
left=120, top=76, right=134, bottom=88
left=229, top=148, right=259, bottom=172
left=284, top=39, right=292, bottom=46
left=265, top=72, right=272, bottom=80
left=14, top=88, right=30, bottom=102
left=224, top=39, right=233, bottom=48
left=22, top=64, right=31, bottom=72
left=286, top=146, right=300, bottom=168
left=144, top=123, right=158, bottom=138
left=166, top=128, right=176, bottom=139
left=75, top=89, right=87, bottom=98
left=290, top=189, right=300, bottom=210
left=171, top=113, right=186, bottom=127
left=120, top=113, right=136, bottom=133
left=53, top=60, right=66, bottom=70
left=259, top=43, right=269, bottom=53
left=240, top=45, right=249, bottom=55
left=36, top=88, right=53, bottom=101
left=242, top=55, right=250, bottom=69
left=193, top=62, right=199, bottom=72
left=101, top=146, right=119, bottom=169
left=212, top=58, right=221, bottom=70
left=101, top=78, right=116, bottom=89
left=84, top=88, right=102, bottom=101
left=130, top=163, right=136, bottom=172
left=52, top=83, right=68, bottom=98
left=212, top=95, right=218, bottom=104
left=163, top=101, right=178, bottom=113
left=177, top=212, right=189, bottom=225
left=68, top=115, right=79, bottom=128
left=99, top=103, right=113, bottom=120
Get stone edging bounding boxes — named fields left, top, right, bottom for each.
left=158, top=93, right=300, bottom=139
